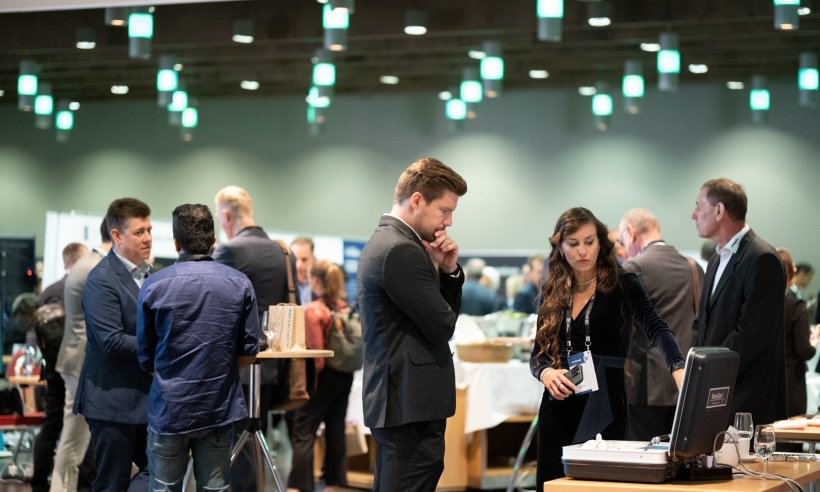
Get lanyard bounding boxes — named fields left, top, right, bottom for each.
left=565, top=294, right=595, bottom=355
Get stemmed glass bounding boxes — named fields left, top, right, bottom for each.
left=754, top=424, right=776, bottom=474
left=734, top=412, right=754, bottom=457
left=260, top=311, right=275, bottom=351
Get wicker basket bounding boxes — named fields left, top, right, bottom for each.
left=455, top=342, right=513, bottom=363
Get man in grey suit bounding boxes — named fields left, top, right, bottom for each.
left=213, top=185, right=299, bottom=492
left=50, top=220, right=111, bottom=492
left=358, top=157, right=467, bottom=491
left=692, top=178, right=786, bottom=426
left=619, top=208, right=702, bottom=440
left=75, top=198, right=154, bottom=492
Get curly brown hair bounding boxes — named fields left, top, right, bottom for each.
left=535, top=207, right=620, bottom=367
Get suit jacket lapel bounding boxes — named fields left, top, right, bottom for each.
left=107, top=250, right=141, bottom=298
left=708, top=229, right=754, bottom=308
left=379, top=215, right=438, bottom=279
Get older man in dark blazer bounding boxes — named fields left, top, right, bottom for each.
left=213, top=185, right=299, bottom=492
left=358, top=157, right=467, bottom=491
left=691, top=178, right=786, bottom=427
left=75, top=198, right=153, bottom=492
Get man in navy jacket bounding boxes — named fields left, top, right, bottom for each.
left=75, top=198, right=153, bottom=492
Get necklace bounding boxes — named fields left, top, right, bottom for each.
left=574, top=277, right=596, bottom=286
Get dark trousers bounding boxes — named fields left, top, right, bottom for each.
left=626, top=404, right=676, bottom=441
left=86, top=417, right=148, bottom=492
left=230, top=383, right=276, bottom=492
left=32, top=372, right=65, bottom=492
left=370, top=419, right=446, bottom=492
left=287, top=368, right=354, bottom=492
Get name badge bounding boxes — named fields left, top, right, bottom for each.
left=568, top=350, right=598, bottom=395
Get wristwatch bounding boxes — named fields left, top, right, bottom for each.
left=671, top=359, right=686, bottom=372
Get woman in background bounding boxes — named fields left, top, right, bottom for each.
left=530, top=207, right=685, bottom=483
left=778, top=247, right=816, bottom=417
left=288, top=260, right=352, bottom=492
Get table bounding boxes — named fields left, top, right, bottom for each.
left=7, top=375, right=45, bottom=415
left=2, top=375, right=46, bottom=480
left=344, top=358, right=543, bottom=490
left=773, top=423, right=820, bottom=453
left=544, top=460, right=820, bottom=491
left=230, top=349, right=332, bottom=492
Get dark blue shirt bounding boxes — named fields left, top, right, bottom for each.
left=137, top=255, right=261, bottom=435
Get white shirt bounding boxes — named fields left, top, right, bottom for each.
left=711, top=224, right=750, bottom=296
left=113, top=249, right=151, bottom=288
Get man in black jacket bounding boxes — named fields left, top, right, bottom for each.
left=213, top=185, right=300, bottom=492
left=692, top=178, right=786, bottom=426
left=358, top=157, right=467, bottom=491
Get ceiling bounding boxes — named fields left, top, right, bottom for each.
left=1, top=0, right=819, bottom=103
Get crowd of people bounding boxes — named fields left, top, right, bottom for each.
left=1, top=159, right=818, bottom=492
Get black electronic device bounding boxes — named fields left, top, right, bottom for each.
left=669, top=347, right=740, bottom=461
left=567, top=364, right=584, bottom=386
left=561, top=347, right=740, bottom=484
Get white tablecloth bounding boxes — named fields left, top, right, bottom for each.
left=345, top=358, right=543, bottom=435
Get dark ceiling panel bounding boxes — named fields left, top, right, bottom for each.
left=0, top=0, right=818, bottom=102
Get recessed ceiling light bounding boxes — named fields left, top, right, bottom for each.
left=688, top=64, right=708, bottom=74
left=405, top=25, right=426, bottom=35
left=173, top=63, right=183, bottom=71
left=148, top=6, right=155, bottom=13
left=240, top=80, right=259, bottom=90
left=69, top=101, right=80, bottom=110
left=0, top=90, right=4, bottom=97
left=798, top=6, right=811, bottom=15
left=379, top=75, right=399, bottom=85
left=578, top=86, right=597, bottom=96
left=232, top=34, right=253, bottom=44
left=468, top=50, right=486, bottom=60
left=438, top=91, right=452, bottom=101
left=529, top=69, right=549, bottom=79
left=640, top=42, right=660, bottom=52
left=111, top=85, right=129, bottom=95
left=588, top=17, right=611, bottom=27
left=726, top=81, right=745, bottom=90
left=76, top=41, right=96, bottom=49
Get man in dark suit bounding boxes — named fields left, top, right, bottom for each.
left=213, top=185, right=299, bottom=492
left=75, top=198, right=153, bottom=492
left=358, top=157, right=467, bottom=491
left=691, top=178, right=786, bottom=426
left=619, top=208, right=702, bottom=440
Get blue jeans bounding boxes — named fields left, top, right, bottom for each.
left=147, top=423, right=236, bottom=492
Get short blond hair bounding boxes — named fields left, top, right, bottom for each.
left=214, top=185, right=254, bottom=219
left=620, top=208, right=660, bottom=235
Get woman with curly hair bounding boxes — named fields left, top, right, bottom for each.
left=530, top=207, right=686, bottom=482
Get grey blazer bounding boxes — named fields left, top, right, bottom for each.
left=695, top=229, right=787, bottom=426
left=358, top=215, right=463, bottom=428
left=55, top=249, right=104, bottom=379
left=624, top=243, right=701, bottom=407
left=213, top=226, right=299, bottom=386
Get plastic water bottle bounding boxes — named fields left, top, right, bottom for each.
left=22, top=344, right=37, bottom=376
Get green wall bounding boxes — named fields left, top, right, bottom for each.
left=1, top=81, right=818, bottom=291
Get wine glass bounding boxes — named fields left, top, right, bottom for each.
left=734, top=412, right=754, bottom=457
left=260, top=311, right=274, bottom=351
left=754, top=424, right=776, bottom=474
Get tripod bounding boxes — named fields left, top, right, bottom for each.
left=230, top=362, right=286, bottom=492
left=230, top=350, right=332, bottom=492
